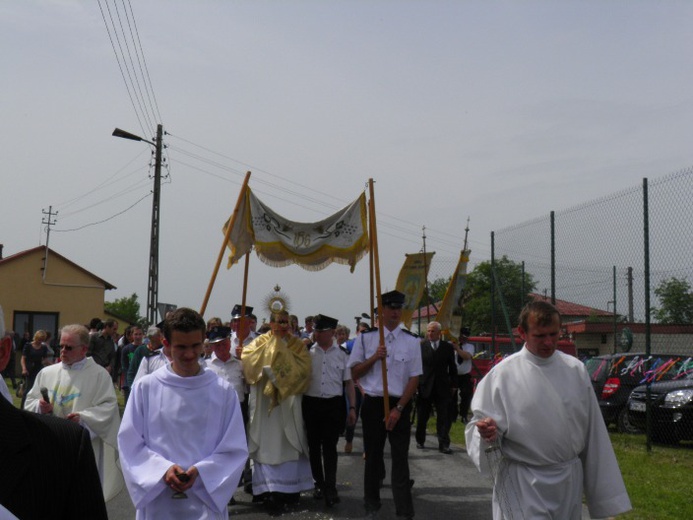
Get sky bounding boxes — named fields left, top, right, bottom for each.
left=2, top=1, right=693, bottom=330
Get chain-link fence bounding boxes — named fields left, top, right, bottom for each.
left=490, top=166, right=693, bottom=445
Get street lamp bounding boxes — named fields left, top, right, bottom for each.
left=112, top=124, right=164, bottom=325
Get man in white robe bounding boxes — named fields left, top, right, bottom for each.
left=24, top=323, right=124, bottom=501
left=465, top=301, right=632, bottom=520
left=118, top=308, right=248, bottom=520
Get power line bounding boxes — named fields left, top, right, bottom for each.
left=166, top=132, right=468, bottom=254
left=97, top=0, right=162, bottom=137
left=54, top=192, right=152, bottom=233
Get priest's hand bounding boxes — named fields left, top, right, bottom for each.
left=476, top=417, right=498, bottom=443
left=38, top=399, right=54, bottom=415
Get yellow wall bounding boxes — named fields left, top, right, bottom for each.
left=0, top=248, right=111, bottom=330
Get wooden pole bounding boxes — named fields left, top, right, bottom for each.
left=200, top=171, right=251, bottom=316
left=368, top=178, right=389, bottom=416
left=368, top=197, right=375, bottom=324
left=238, top=251, right=251, bottom=350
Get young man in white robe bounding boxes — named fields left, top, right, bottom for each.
left=24, top=323, right=124, bottom=501
left=465, top=301, right=632, bottom=520
left=118, top=308, right=248, bottom=520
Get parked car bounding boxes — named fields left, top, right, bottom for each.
left=585, top=352, right=683, bottom=433
left=627, top=368, right=693, bottom=444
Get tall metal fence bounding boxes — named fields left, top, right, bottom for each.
left=489, top=166, right=693, bottom=445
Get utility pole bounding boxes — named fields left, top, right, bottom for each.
left=41, top=206, right=58, bottom=274
left=147, top=124, right=163, bottom=325
left=112, top=124, right=164, bottom=325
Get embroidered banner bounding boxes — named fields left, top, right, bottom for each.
left=437, top=249, right=471, bottom=337
left=395, top=252, right=435, bottom=328
left=224, top=187, right=369, bottom=272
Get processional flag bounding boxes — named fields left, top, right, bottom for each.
left=395, top=252, right=435, bottom=329
left=436, top=248, right=471, bottom=337
left=223, top=187, right=369, bottom=272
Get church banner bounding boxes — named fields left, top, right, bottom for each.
left=224, top=187, right=369, bottom=272
left=437, top=249, right=471, bottom=337
left=395, top=252, right=435, bottom=329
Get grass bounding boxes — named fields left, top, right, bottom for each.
left=446, top=419, right=693, bottom=520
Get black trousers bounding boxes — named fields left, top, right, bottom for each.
left=415, top=390, right=451, bottom=448
left=361, top=394, right=414, bottom=517
left=453, top=373, right=473, bottom=421
left=302, top=395, right=346, bottom=494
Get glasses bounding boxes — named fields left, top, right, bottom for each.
left=59, top=344, right=78, bottom=351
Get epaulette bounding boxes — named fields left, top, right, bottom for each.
left=362, top=327, right=378, bottom=334
left=339, top=345, right=350, bottom=355
left=401, top=328, right=420, bottom=338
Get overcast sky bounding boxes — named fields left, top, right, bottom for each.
left=2, top=1, right=692, bottom=329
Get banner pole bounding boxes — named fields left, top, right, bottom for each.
left=200, top=171, right=251, bottom=316
left=368, top=178, right=389, bottom=417
left=368, top=197, right=375, bottom=324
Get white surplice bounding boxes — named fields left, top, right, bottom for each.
left=118, top=365, right=248, bottom=520
left=465, top=347, right=632, bottom=520
left=24, top=357, right=124, bottom=501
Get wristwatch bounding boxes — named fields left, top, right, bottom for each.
left=395, top=404, right=405, bottom=412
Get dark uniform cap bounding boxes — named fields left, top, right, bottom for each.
left=381, top=290, right=406, bottom=309
left=207, top=326, right=231, bottom=343
left=313, top=314, right=338, bottom=331
left=231, top=304, right=254, bottom=319
left=460, top=326, right=471, bottom=337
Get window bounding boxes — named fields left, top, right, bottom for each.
left=13, top=311, right=59, bottom=346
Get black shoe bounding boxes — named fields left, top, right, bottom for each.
left=325, top=492, right=340, bottom=507
left=439, top=447, right=453, bottom=454
left=228, top=497, right=236, bottom=506
left=313, top=486, right=324, bottom=500
left=251, top=491, right=268, bottom=503
left=264, top=494, right=285, bottom=515
left=416, top=443, right=425, bottom=449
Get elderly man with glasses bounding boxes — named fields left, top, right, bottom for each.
left=24, top=323, right=124, bottom=502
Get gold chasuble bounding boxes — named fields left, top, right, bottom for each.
left=242, top=332, right=311, bottom=411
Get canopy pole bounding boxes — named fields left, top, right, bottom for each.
left=368, top=178, right=389, bottom=417
left=200, top=171, right=251, bottom=316
left=238, top=251, right=251, bottom=352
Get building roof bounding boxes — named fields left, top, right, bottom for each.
left=529, top=293, right=614, bottom=319
left=411, top=293, right=615, bottom=321
left=0, top=246, right=116, bottom=290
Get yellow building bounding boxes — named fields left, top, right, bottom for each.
left=0, top=245, right=117, bottom=340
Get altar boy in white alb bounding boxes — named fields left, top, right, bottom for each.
left=465, top=301, right=631, bottom=520
left=118, top=308, right=248, bottom=520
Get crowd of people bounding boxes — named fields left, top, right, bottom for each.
left=0, top=296, right=633, bottom=520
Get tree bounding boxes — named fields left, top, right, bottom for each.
left=461, top=256, right=537, bottom=334
left=105, top=293, right=145, bottom=326
left=418, top=276, right=451, bottom=308
left=653, top=277, right=693, bottom=324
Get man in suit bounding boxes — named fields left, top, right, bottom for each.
left=415, top=321, right=457, bottom=453
left=0, top=311, right=108, bottom=519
